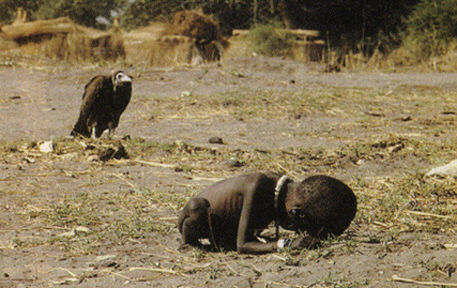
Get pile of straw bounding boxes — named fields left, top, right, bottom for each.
left=168, top=10, right=221, bottom=43
left=0, top=17, right=125, bottom=61
left=124, top=10, right=227, bottom=66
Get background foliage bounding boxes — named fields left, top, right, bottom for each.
left=401, top=0, right=457, bottom=60
left=2, top=0, right=457, bottom=61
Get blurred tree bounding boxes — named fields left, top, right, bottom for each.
left=34, top=0, right=128, bottom=29
left=0, top=0, right=425, bottom=54
left=121, top=0, right=269, bottom=34
left=121, top=0, right=181, bottom=29
left=0, top=0, right=43, bottom=24
left=120, top=0, right=419, bottom=52
left=285, top=0, right=420, bottom=53
left=402, top=0, right=457, bottom=59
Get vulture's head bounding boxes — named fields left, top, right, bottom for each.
left=112, top=71, right=132, bottom=89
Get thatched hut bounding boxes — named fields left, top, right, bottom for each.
left=0, top=16, right=125, bottom=61
left=124, top=10, right=227, bottom=66
left=169, top=10, right=222, bottom=43
left=226, top=28, right=325, bottom=62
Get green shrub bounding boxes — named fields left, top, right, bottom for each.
left=246, top=22, right=294, bottom=57
left=402, top=0, right=457, bottom=60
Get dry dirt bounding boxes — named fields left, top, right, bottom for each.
left=1, top=56, right=457, bottom=288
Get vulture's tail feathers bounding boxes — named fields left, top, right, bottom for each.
left=71, top=118, right=90, bottom=137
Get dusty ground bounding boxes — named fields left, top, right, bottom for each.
left=1, top=56, right=457, bottom=287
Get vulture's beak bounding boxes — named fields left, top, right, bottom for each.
left=119, top=74, right=132, bottom=83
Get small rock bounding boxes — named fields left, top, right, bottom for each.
left=400, top=116, right=412, bottom=121
left=60, top=152, right=78, bottom=161
left=388, top=143, right=404, bottom=153
left=365, top=111, right=385, bottom=117
left=112, top=143, right=128, bottom=160
left=235, top=72, right=245, bottom=78
left=51, top=278, right=79, bottom=285
left=75, top=226, right=90, bottom=233
left=96, top=254, right=117, bottom=262
left=23, top=157, right=35, bottom=163
left=181, top=91, right=191, bottom=97
left=85, top=144, right=96, bottom=150
left=87, top=155, right=100, bottom=162
left=208, top=137, right=224, bottom=144
left=39, top=141, right=54, bottom=153
left=426, top=159, right=457, bottom=177
left=59, top=226, right=90, bottom=238
left=99, top=148, right=116, bottom=161
left=356, top=159, right=365, bottom=165
left=1, top=61, right=16, bottom=67
left=106, top=262, right=118, bottom=268
left=99, top=142, right=128, bottom=162
left=226, top=157, right=244, bottom=168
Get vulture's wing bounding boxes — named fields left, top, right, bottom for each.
left=82, top=75, right=104, bottom=100
left=79, top=75, right=112, bottom=119
left=72, top=75, right=113, bottom=137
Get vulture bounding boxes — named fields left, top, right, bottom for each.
left=71, top=71, right=132, bottom=138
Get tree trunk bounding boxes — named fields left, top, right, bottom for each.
left=253, top=0, right=258, bottom=24
left=278, top=0, right=293, bottom=28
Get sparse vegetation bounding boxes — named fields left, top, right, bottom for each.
left=246, top=22, right=294, bottom=57
left=1, top=56, right=457, bottom=286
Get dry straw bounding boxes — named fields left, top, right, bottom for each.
left=0, top=17, right=125, bottom=62
left=124, top=10, right=227, bottom=66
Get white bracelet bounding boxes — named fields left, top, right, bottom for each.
left=277, top=239, right=286, bottom=249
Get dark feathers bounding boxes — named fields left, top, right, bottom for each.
left=71, top=71, right=132, bottom=138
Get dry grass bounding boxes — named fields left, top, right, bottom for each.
left=117, top=83, right=457, bottom=238
left=1, top=83, right=456, bottom=286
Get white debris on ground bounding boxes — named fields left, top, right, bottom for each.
left=38, top=140, right=54, bottom=153
left=426, top=159, right=457, bottom=177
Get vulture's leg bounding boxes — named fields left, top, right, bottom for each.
left=108, top=122, right=115, bottom=139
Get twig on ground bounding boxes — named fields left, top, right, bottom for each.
left=372, top=221, right=392, bottom=228
left=159, top=216, right=179, bottom=221
left=220, top=259, right=249, bottom=277
left=103, top=269, right=132, bottom=281
left=445, top=243, right=457, bottom=249
left=405, top=210, right=452, bottom=219
left=55, top=267, right=77, bottom=277
left=135, top=159, right=177, bottom=169
left=129, top=267, right=189, bottom=277
left=392, top=275, right=457, bottom=287
left=110, top=173, right=142, bottom=194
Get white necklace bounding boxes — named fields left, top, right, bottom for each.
left=274, top=175, right=291, bottom=239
